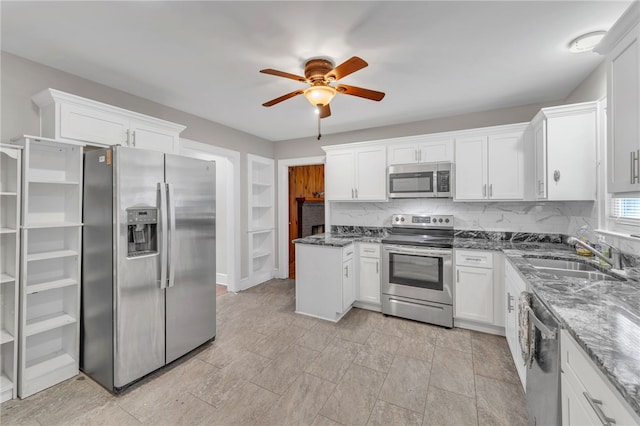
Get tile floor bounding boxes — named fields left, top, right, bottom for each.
left=1, top=279, right=527, bottom=425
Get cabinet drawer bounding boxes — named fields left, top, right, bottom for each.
left=359, top=243, right=380, bottom=258
left=561, top=330, right=639, bottom=425
left=343, top=244, right=355, bottom=261
left=455, top=250, right=493, bottom=268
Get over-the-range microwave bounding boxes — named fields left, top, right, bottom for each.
left=388, top=162, right=452, bottom=198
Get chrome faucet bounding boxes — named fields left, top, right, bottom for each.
left=567, top=237, right=622, bottom=270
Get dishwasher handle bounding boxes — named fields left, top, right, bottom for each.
left=525, top=305, right=557, bottom=340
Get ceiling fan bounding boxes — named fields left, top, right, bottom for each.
left=260, top=56, right=385, bottom=121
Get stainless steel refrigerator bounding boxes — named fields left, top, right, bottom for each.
left=81, top=146, right=216, bottom=391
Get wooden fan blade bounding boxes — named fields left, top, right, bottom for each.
left=325, top=56, right=368, bottom=81
left=318, top=104, right=331, bottom=119
left=336, top=84, right=385, bottom=101
left=260, top=69, right=307, bottom=83
left=262, top=90, right=304, bottom=107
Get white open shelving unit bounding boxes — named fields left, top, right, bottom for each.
left=248, top=154, right=275, bottom=286
left=0, top=144, right=22, bottom=402
left=11, top=136, right=83, bottom=399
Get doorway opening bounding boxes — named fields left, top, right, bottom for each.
left=288, top=164, right=325, bottom=278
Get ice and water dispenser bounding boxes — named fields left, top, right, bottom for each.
left=126, top=207, right=158, bottom=257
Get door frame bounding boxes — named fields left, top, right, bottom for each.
left=277, top=156, right=325, bottom=279
left=180, top=138, right=241, bottom=292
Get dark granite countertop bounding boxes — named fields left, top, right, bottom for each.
left=504, top=248, right=640, bottom=418
left=294, top=230, right=640, bottom=416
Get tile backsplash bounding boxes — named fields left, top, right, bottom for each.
left=330, top=198, right=597, bottom=236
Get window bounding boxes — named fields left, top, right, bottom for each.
left=609, top=197, right=640, bottom=222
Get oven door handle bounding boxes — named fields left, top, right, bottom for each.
left=383, top=245, right=451, bottom=257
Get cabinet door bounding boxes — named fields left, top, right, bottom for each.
left=325, top=150, right=355, bottom=201
left=546, top=112, right=596, bottom=200
left=608, top=24, right=640, bottom=194
left=59, top=104, right=128, bottom=146
left=342, top=258, right=355, bottom=311
left=454, top=266, right=493, bottom=323
left=130, top=120, right=179, bottom=154
left=561, top=373, right=601, bottom=426
left=387, top=143, right=419, bottom=165
left=355, top=146, right=387, bottom=201
left=419, top=139, right=454, bottom=162
left=358, top=256, right=380, bottom=305
left=487, top=133, right=524, bottom=200
left=534, top=120, right=547, bottom=199
left=454, top=136, right=487, bottom=200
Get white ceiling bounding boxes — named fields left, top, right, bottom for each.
left=0, top=1, right=632, bottom=142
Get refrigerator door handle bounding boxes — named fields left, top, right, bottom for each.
left=158, top=182, right=168, bottom=288
left=167, top=183, right=177, bottom=288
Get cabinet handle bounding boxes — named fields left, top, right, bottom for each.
left=351, top=188, right=354, bottom=199
left=415, top=150, right=419, bottom=161
left=507, top=292, right=514, bottom=313
left=126, top=129, right=130, bottom=145
left=483, top=184, right=487, bottom=197
left=489, top=184, right=493, bottom=198
left=631, top=151, right=634, bottom=184
left=345, top=265, right=349, bottom=278
left=132, top=130, right=136, bottom=147
left=418, top=150, right=422, bottom=162
left=364, top=249, right=375, bottom=253
left=538, top=180, right=544, bottom=195
left=376, top=261, right=379, bottom=274
left=553, top=170, right=560, bottom=182
left=456, top=269, right=459, bottom=282
left=355, top=188, right=358, bottom=199
left=633, top=149, right=640, bottom=184
left=583, top=392, right=616, bottom=426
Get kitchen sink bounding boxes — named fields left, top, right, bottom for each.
left=523, top=256, right=626, bottom=281
left=534, top=267, right=624, bottom=281
left=525, top=258, right=598, bottom=271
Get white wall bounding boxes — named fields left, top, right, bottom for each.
left=1, top=51, right=274, bottom=282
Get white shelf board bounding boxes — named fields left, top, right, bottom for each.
left=27, top=249, right=78, bottom=262
left=27, top=278, right=78, bottom=295
left=249, top=228, right=274, bottom=234
left=252, top=250, right=272, bottom=259
left=0, top=329, right=15, bottom=344
left=0, top=192, right=17, bottom=196
left=25, top=312, right=76, bottom=337
left=28, top=179, right=80, bottom=186
left=252, top=205, right=272, bottom=209
left=25, top=351, right=75, bottom=381
left=0, top=227, right=17, bottom=234
left=0, top=273, right=15, bottom=284
left=0, top=373, right=13, bottom=392
left=23, top=222, right=82, bottom=230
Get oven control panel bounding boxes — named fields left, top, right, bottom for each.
left=390, top=214, right=454, bottom=228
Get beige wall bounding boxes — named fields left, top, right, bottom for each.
left=1, top=51, right=274, bottom=281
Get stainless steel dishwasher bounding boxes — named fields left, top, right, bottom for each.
left=524, top=291, right=560, bottom=426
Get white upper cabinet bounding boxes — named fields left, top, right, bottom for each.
left=530, top=102, right=597, bottom=201
left=387, top=136, right=454, bottom=165
left=596, top=2, right=640, bottom=195
left=324, top=144, right=386, bottom=201
left=454, top=124, right=526, bottom=201
left=32, top=89, right=185, bottom=154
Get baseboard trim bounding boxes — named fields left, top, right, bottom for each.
left=216, top=273, right=228, bottom=285
left=454, top=318, right=505, bottom=336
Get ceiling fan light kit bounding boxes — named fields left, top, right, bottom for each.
left=303, top=85, right=336, bottom=106
left=260, top=56, right=385, bottom=139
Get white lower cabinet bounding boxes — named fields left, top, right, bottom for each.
left=504, top=260, right=527, bottom=389
left=454, top=250, right=505, bottom=334
left=561, top=330, right=640, bottom=426
left=355, top=243, right=381, bottom=311
left=295, top=244, right=355, bottom=322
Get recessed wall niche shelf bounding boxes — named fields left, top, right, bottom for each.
left=10, top=136, right=84, bottom=399
left=0, top=144, right=22, bottom=402
left=247, top=154, right=275, bottom=287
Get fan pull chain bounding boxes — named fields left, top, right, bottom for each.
left=317, top=106, right=322, bottom=140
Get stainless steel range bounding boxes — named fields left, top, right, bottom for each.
left=381, top=214, right=454, bottom=328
